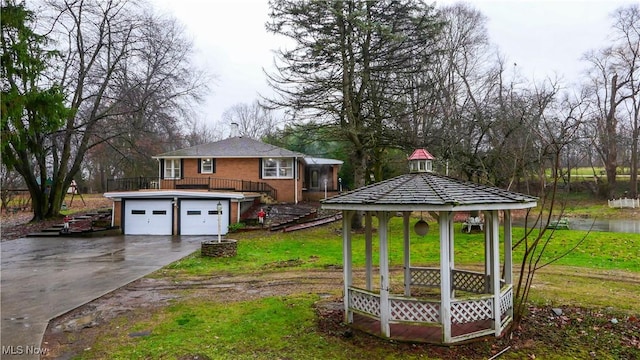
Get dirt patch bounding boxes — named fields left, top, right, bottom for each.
left=42, top=277, right=180, bottom=359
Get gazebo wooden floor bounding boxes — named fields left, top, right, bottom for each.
left=351, top=313, right=493, bottom=344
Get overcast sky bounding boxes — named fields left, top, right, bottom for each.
left=152, top=0, right=636, bottom=129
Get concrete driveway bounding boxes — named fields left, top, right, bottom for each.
left=1, top=235, right=204, bottom=360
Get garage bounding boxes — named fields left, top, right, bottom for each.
left=179, top=199, right=229, bottom=235
left=123, top=199, right=173, bottom=235
left=104, top=190, right=246, bottom=236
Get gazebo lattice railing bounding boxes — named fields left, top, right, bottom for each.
left=411, top=267, right=493, bottom=293
left=347, top=268, right=514, bottom=343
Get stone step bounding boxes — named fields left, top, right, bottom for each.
left=42, top=227, right=63, bottom=232
left=27, top=231, right=61, bottom=237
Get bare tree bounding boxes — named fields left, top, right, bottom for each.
left=5, top=0, right=209, bottom=219
left=509, top=84, right=589, bottom=331
left=582, top=4, right=640, bottom=198
left=423, top=3, right=498, bottom=176
left=610, top=5, right=640, bottom=197
left=183, top=118, right=222, bottom=146
left=221, top=100, right=279, bottom=139
left=0, top=163, right=26, bottom=213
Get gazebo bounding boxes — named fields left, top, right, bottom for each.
left=321, top=149, right=537, bottom=344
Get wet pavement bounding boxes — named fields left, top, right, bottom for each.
left=1, top=235, right=204, bottom=360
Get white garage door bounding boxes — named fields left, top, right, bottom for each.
left=124, top=199, right=173, bottom=235
left=180, top=200, right=229, bottom=235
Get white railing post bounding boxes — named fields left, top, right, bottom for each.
left=365, top=211, right=373, bottom=291
left=440, top=211, right=452, bottom=343
left=343, top=211, right=353, bottom=323
left=403, top=212, right=411, bottom=296
left=378, top=211, right=391, bottom=337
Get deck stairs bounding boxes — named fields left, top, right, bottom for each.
left=28, top=210, right=116, bottom=237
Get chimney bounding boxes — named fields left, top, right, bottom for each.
left=230, top=122, right=239, bottom=138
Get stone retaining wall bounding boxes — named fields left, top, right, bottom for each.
left=201, top=240, right=237, bottom=257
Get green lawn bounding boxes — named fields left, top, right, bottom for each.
left=164, top=218, right=640, bottom=275
left=77, top=217, right=640, bottom=360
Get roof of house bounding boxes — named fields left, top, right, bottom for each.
left=103, top=190, right=245, bottom=200
left=303, top=157, right=344, bottom=166
left=322, top=172, right=538, bottom=211
left=154, top=137, right=306, bottom=159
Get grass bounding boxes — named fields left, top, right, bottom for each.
left=545, top=166, right=638, bottom=177
left=163, top=218, right=640, bottom=276
left=95, top=296, right=330, bottom=359
left=80, top=295, right=486, bottom=360
left=74, top=216, right=640, bottom=360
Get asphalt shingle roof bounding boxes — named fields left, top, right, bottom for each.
left=154, top=137, right=305, bottom=158
left=322, top=173, right=537, bottom=209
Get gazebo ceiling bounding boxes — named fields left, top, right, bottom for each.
left=322, top=172, right=537, bottom=211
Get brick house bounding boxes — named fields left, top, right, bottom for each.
left=104, top=136, right=342, bottom=235
left=153, top=136, right=343, bottom=203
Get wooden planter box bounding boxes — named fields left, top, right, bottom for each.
left=201, top=239, right=237, bottom=258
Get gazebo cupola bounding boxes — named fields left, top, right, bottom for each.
left=321, top=150, right=538, bottom=345
left=408, top=148, right=434, bottom=173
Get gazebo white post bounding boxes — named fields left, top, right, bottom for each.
left=365, top=211, right=373, bottom=291
left=378, top=211, right=391, bottom=337
left=403, top=211, right=411, bottom=296
left=483, top=211, right=492, bottom=293
left=439, top=211, right=452, bottom=344
left=490, top=210, right=502, bottom=335
left=449, top=213, right=455, bottom=297
left=504, top=210, right=513, bottom=319
left=342, top=210, right=354, bottom=324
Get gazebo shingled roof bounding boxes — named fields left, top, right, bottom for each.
left=321, top=150, right=538, bottom=345
left=323, top=172, right=537, bottom=208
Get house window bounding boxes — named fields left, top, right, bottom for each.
left=263, top=158, right=294, bottom=179
left=201, top=158, right=213, bottom=173
left=164, top=159, right=181, bottom=179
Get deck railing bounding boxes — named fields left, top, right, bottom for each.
left=106, top=176, right=277, bottom=199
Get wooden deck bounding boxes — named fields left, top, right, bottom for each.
left=350, top=312, right=494, bottom=344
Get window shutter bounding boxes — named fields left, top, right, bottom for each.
left=197, top=159, right=202, bottom=174
left=258, top=158, right=262, bottom=179
left=180, top=159, right=184, bottom=179
left=212, top=159, right=216, bottom=173
left=160, top=159, right=165, bottom=179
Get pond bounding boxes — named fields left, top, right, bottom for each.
left=511, top=218, right=640, bottom=234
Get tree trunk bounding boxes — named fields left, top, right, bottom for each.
left=350, top=149, right=367, bottom=230
left=604, top=74, right=619, bottom=198
left=631, top=129, right=639, bottom=198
